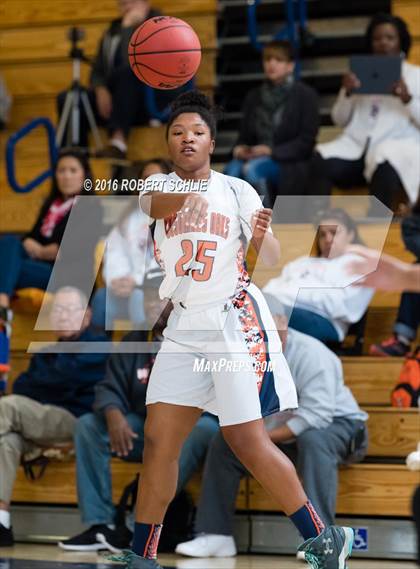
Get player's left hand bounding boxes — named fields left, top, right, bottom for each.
left=250, top=145, right=272, bottom=157
left=251, top=208, right=272, bottom=239
left=392, top=79, right=412, bottom=104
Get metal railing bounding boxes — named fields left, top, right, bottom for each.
left=247, top=0, right=308, bottom=54
left=6, top=118, right=58, bottom=194
left=144, top=78, right=196, bottom=122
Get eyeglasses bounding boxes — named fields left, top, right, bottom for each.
left=51, top=305, right=84, bottom=315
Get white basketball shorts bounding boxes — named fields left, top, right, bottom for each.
left=146, top=283, right=298, bottom=426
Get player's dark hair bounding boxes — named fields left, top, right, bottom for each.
left=366, top=12, right=412, bottom=55
left=166, top=90, right=217, bottom=138
left=263, top=40, right=295, bottom=62
left=50, top=149, right=93, bottom=199
left=312, top=208, right=364, bottom=257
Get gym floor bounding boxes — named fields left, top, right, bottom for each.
left=0, top=545, right=417, bottom=568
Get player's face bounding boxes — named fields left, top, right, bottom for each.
left=263, top=52, right=294, bottom=84
left=55, top=157, right=85, bottom=199
left=167, top=113, right=215, bottom=173
left=317, top=219, right=355, bottom=259
left=371, top=23, right=401, bottom=55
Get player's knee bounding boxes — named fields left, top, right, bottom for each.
left=143, top=427, right=179, bottom=463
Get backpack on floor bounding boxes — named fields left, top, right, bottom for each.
left=391, top=347, right=420, bottom=408
left=114, top=474, right=195, bottom=552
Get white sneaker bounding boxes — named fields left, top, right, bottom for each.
left=175, top=534, right=237, bottom=558
left=296, top=550, right=306, bottom=562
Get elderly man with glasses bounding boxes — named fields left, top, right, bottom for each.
left=0, top=286, right=109, bottom=547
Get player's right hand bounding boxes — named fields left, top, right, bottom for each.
left=342, top=72, right=361, bottom=95
left=106, top=408, right=138, bottom=457
left=182, top=193, right=208, bottom=226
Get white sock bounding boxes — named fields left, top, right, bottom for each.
left=109, top=138, right=127, bottom=153
left=0, top=510, right=11, bottom=529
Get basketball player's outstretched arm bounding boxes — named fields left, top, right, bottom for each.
left=140, top=192, right=207, bottom=222
left=346, top=245, right=420, bottom=292
left=250, top=208, right=281, bottom=265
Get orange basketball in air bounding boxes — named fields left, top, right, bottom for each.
left=128, top=16, right=202, bottom=90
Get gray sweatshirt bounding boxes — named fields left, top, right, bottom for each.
left=265, top=329, right=367, bottom=436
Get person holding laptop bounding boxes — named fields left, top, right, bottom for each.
left=315, top=13, right=420, bottom=212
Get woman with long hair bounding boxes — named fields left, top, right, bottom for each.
left=0, top=150, right=93, bottom=375
left=264, top=208, right=374, bottom=343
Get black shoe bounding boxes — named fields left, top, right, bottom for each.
left=96, top=525, right=133, bottom=553
left=0, top=523, right=14, bottom=547
left=58, top=524, right=113, bottom=551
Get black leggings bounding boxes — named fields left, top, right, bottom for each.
left=313, top=153, right=408, bottom=212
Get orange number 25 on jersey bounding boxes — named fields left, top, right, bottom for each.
left=175, top=239, right=217, bottom=282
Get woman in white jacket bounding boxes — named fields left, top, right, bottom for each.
left=263, top=208, right=374, bottom=343
left=92, top=159, right=171, bottom=331
left=316, top=13, right=420, bottom=211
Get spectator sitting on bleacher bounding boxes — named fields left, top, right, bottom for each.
left=59, top=271, right=219, bottom=553
left=0, top=286, right=109, bottom=548
left=263, top=208, right=374, bottom=343
left=370, top=194, right=420, bottom=357
left=175, top=327, right=368, bottom=559
left=0, top=150, right=93, bottom=375
left=315, top=13, right=420, bottom=212
left=89, top=0, right=162, bottom=159
left=224, top=40, right=319, bottom=207
left=91, top=159, right=171, bottom=332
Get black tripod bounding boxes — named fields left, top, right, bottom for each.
left=56, top=27, right=103, bottom=151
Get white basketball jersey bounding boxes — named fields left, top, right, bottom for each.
left=144, top=170, right=270, bottom=305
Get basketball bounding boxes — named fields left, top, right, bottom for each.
left=128, top=16, right=202, bottom=90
